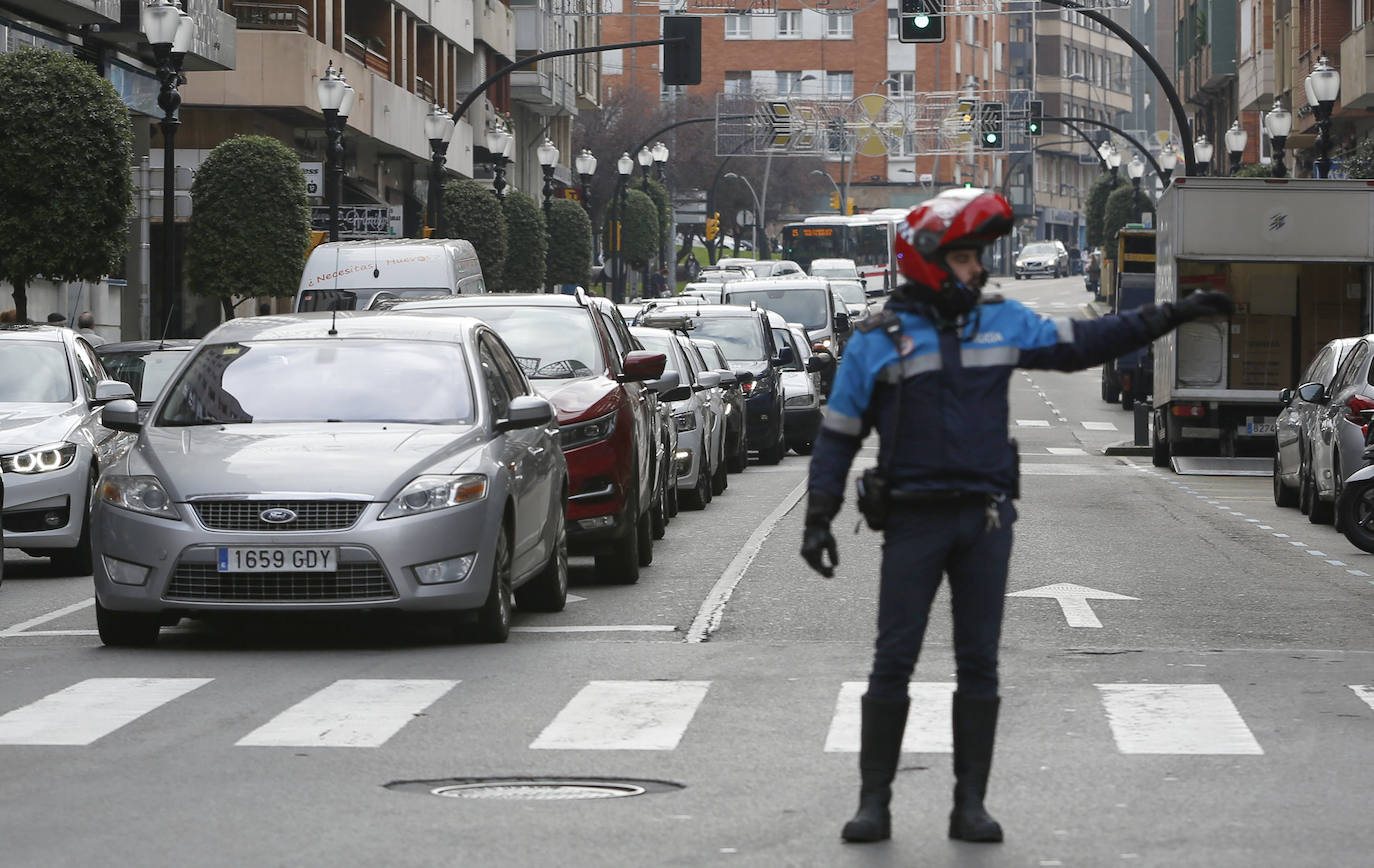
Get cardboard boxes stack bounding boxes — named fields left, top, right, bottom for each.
left=1297, top=263, right=1364, bottom=367
left=1226, top=263, right=1297, bottom=390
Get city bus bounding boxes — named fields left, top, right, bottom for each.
left=782, top=215, right=897, bottom=291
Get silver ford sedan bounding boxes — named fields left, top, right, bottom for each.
left=91, top=313, right=567, bottom=647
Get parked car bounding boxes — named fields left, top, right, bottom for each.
left=0, top=324, right=135, bottom=575
left=771, top=318, right=824, bottom=455
left=295, top=238, right=486, bottom=311
left=631, top=327, right=719, bottom=509
left=639, top=303, right=790, bottom=464
left=1014, top=240, right=1071, bottom=279
left=807, top=257, right=861, bottom=281
left=693, top=337, right=750, bottom=473
left=718, top=258, right=804, bottom=278
left=388, top=292, right=666, bottom=584
left=90, top=313, right=567, bottom=646
left=94, top=339, right=198, bottom=421
left=1288, top=335, right=1374, bottom=524
left=1274, top=337, right=1360, bottom=511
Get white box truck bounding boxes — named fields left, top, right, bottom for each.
left=295, top=238, right=485, bottom=312
left=1150, top=177, right=1374, bottom=469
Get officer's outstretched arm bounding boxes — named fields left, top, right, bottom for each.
left=1014, top=291, right=1234, bottom=371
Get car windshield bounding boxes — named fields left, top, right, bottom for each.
left=634, top=331, right=682, bottom=376
left=99, top=349, right=190, bottom=403
left=157, top=340, right=473, bottom=425
left=298, top=288, right=449, bottom=311
left=0, top=341, right=74, bottom=403
left=1022, top=244, right=1057, bottom=257
left=726, top=288, right=828, bottom=330
left=830, top=281, right=866, bottom=304
left=453, top=306, right=603, bottom=379
left=697, top=341, right=728, bottom=369
left=682, top=316, right=766, bottom=362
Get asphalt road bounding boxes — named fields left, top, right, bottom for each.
left=2, top=275, right=1372, bottom=868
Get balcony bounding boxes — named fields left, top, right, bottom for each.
left=1341, top=23, right=1374, bottom=110
left=230, top=2, right=310, bottom=33
left=415, top=76, right=435, bottom=103
left=4, top=0, right=118, bottom=25
left=344, top=33, right=391, bottom=79
left=1236, top=49, right=1274, bottom=111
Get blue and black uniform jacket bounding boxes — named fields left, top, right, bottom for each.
left=807, top=296, right=1157, bottom=500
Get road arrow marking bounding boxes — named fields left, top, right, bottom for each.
left=1007, top=582, right=1138, bottom=628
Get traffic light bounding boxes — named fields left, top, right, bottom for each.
left=828, top=191, right=841, bottom=211
left=898, top=0, right=945, bottom=43
left=978, top=101, right=1004, bottom=150
left=845, top=197, right=856, bottom=215
left=1027, top=100, right=1043, bottom=137
left=662, top=16, right=702, bottom=86
left=705, top=212, right=720, bottom=241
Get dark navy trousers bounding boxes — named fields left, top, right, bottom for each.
left=867, top=497, right=1016, bottom=702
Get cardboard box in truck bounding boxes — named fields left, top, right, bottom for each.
left=1150, top=178, right=1374, bottom=467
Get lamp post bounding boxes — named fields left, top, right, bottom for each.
left=1106, top=145, right=1122, bottom=180
left=1306, top=55, right=1341, bottom=178
left=1193, top=134, right=1214, bottom=176
left=424, top=104, right=455, bottom=236
left=1265, top=99, right=1292, bottom=178
left=723, top=172, right=763, bottom=259
left=614, top=152, right=633, bottom=303
left=1158, top=144, right=1179, bottom=186
left=637, top=146, right=653, bottom=192
left=1127, top=154, right=1145, bottom=189
left=652, top=141, right=669, bottom=181
left=317, top=62, right=355, bottom=242
left=486, top=122, right=513, bottom=199
left=537, top=139, right=559, bottom=292
left=811, top=169, right=842, bottom=211
left=143, top=0, right=194, bottom=328
left=574, top=148, right=597, bottom=266
left=1224, top=120, right=1248, bottom=175
left=650, top=142, right=670, bottom=275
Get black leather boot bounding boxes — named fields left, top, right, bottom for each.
left=841, top=694, right=909, bottom=843
left=948, top=692, right=1004, bottom=843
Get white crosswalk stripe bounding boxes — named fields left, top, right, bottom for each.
left=530, top=680, right=710, bottom=750
left=0, top=677, right=212, bottom=746
left=236, top=679, right=458, bottom=747
left=1096, top=683, right=1264, bottom=755
left=825, top=682, right=954, bottom=753
left=1016, top=419, right=1051, bottom=428
left=1082, top=421, right=1119, bottom=431
left=1350, top=685, right=1374, bottom=712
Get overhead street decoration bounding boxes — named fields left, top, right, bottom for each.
left=642, top=0, right=1132, bottom=14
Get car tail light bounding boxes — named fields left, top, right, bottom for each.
left=741, top=379, right=755, bottom=397
left=1171, top=404, right=1206, bottom=418
left=1344, top=395, right=1374, bottom=427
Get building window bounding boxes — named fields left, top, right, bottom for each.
left=825, top=71, right=853, bottom=98
left=724, top=12, right=751, bottom=40
left=661, top=83, right=686, bottom=102
left=887, top=9, right=898, bottom=39
left=724, top=71, right=752, bottom=95
left=887, top=71, right=915, bottom=97
left=777, top=10, right=802, bottom=38
left=826, top=13, right=853, bottom=39
left=777, top=70, right=806, bottom=94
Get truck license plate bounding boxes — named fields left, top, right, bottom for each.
left=217, top=547, right=337, bottom=573
left=1241, top=417, right=1276, bottom=436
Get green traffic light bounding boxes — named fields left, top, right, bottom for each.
left=985, top=133, right=998, bottom=143
left=914, top=13, right=930, bottom=27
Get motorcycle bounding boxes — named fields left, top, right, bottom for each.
left=1335, top=409, right=1374, bottom=552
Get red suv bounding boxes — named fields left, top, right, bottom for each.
left=390, top=293, right=666, bottom=583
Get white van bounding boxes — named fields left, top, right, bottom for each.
left=295, top=238, right=485, bottom=312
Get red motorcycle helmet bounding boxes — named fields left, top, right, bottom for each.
left=894, top=188, right=1015, bottom=292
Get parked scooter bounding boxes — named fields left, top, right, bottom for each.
left=1335, top=409, right=1374, bottom=551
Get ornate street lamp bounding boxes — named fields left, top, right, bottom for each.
left=614, top=152, right=633, bottom=303
left=1106, top=145, right=1122, bottom=180
left=1127, top=154, right=1145, bottom=189
left=574, top=148, right=597, bottom=266
left=1158, top=144, right=1179, bottom=186
left=1306, top=55, right=1341, bottom=178
left=1224, top=120, right=1248, bottom=175
left=537, top=138, right=560, bottom=220
left=1193, top=134, right=1214, bottom=176
left=637, top=145, right=653, bottom=192
left=1265, top=99, right=1293, bottom=179
left=317, top=62, right=354, bottom=242
left=143, top=0, right=194, bottom=328
left=652, top=141, right=670, bottom=181
left=424, top=104, right=455, bottom=236
left=486, top=121, right=513, bottom=199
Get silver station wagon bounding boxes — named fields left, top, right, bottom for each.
left=91, top=313, right=567, bottom=646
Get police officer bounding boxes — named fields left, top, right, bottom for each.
left=800, top=189, right=1233, bottom=845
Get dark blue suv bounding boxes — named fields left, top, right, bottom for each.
left=639, top=303, right=791, bottom=465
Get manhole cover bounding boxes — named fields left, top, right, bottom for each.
left=386, top=777, right=683, bottom=801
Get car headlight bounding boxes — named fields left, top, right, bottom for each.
left=2, top=442, right=77, bottom=474
left=380, top=474, right=488, bottom=520
left=673, top=411, right=697, bottom=432
left=785, top=393, right=817, bottom=408
left=559, top=411, right=617, bottom=450
left=99, top=475, right=180, bottom=520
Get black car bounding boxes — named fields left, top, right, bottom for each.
left=639, top=303, right=790, bottom=465
left=94, top=340, right=198, bottom=420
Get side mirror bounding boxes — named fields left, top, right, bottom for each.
left=1296, top=382, right=1327, bottom=404
left=860, top=277, right=868, bottom=288
left=661, top=385, right=692, bottom=402
left=93, top=379, right=135, bottom=405
left=1279, top=387, right=1294, bottom=405
left=101, top=398, right=141, bottom=433
left=772, top=345, right=795, bottom=367
left=497, top=395, right=554, bottom=432
left=805, top=355, right=834, bottom=374
left=717, top=369, right=738, bottom=386
left=619, top=350, right=667, bottom=383
left=696, top=371, right=721, bottom=390
left=834, top=312, right=851, bottom=333
left=647, top=371, right=681, bottom=394
left=732, top=368, right=755, bottom=386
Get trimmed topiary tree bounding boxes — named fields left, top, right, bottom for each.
left=497, top=190, right=546, bottom=293
left=546, top=198, right=593, bottom=287
left=620, top=189, right=659, bottom=271
left=1084, top=173, right=1124, bottom=250
left=443, top=180, right=507, bottom=290
left=644, top=178, right=673, bottom=263
left=0, top=48, right=134, bottom=323
left=1234, top=162, right=1274, bottom=178
left=1102, top=184, right=1156, bottom=248
left=187, top=135, right=310, bottom=321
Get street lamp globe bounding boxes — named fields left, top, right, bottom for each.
left=316, top=61, right=346, bottom=112
left=1224, top=121, right=1247, bottom=156
left=617, top=152, right=634, bottom=176
left=171, top=5, right=194, bottom=53
left=425, top=104, right=454, bottom=145
left=538, top=138, right=560, bottom=168
left=337, top=74, right=356, bottom=123
left=1309, top=55, right=1341, bottom=105
left=1193, top=135, right=1214, bottom=169
left=652, top=141, right=669, bottom=164
left=637, top=147, right=653, bottom=169
left=143, top=0, right=182, bottom=48
left=486, top=122, right=510, bottom=158
left=1265, top=101, right=1293, bottom=140
left=1106, top=147, right=1122, bottom=169
left=1097, top=141, right=1112, bottom=164
left=1127, top=154, right=1145, bottom=180
left=724, top=172, right=740, bottom=180
left=574, top=148, right=597, bottom=177
left=1158, top=145, right=1179, bottom=173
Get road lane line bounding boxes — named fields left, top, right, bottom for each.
left=0, top=598, right=95, bottom=637
left=1082, top=421, right=1118, bottom=431
left=685, top=477, right=807, bottom=643
left=530, top=680, right=709, bottom=750
left=1096, top=684, right=1263, bottom=755
left=0, top=677, right=212, bottom=745
left=512, top=625, right=676, bottom=633
left=237, top=679, right=457, bottom=748
left=824, top=682, right=954, bottom=753
left=1351, top=685, right=1374, bottom=712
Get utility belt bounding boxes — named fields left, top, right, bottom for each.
left=856, top=472, right=1010, bottom=533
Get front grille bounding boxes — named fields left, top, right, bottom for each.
left=191, top=500, right=368, bottom=532
left=165, top=563, right=396, bottom=602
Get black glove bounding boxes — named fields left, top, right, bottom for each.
left=801, top=492, right=841, bottom=578
left=1138, top=290, right=1236, bottom=338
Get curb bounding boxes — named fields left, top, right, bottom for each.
left=1103, top=440, right=1151, bottom=456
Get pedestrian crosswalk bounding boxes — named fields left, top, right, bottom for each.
left=3, top=677, right=1371, bottom=755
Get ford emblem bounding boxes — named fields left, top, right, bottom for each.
left=260, top=507, right=297, bottom=524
